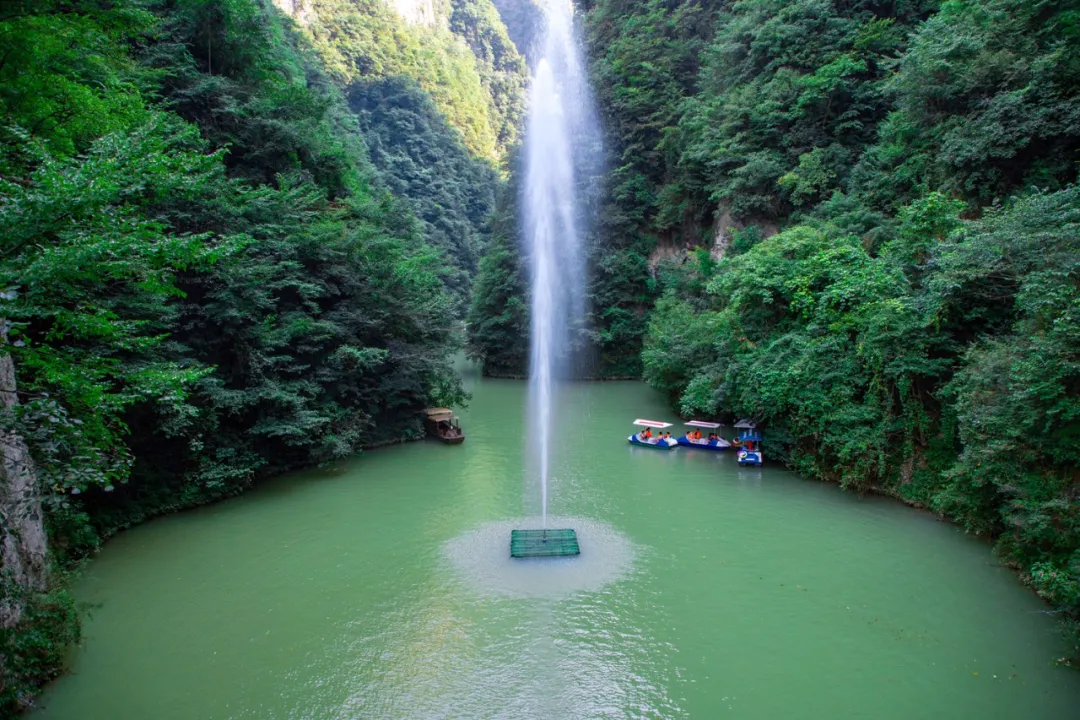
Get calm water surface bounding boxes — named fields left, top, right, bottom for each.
left=36, top=372, right=1080, bottom=718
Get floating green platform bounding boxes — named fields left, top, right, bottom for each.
left=510, top=528, right=580, bottom=558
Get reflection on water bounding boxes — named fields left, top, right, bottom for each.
left=331, top=585, right=679, bottom=719
left=328, top=519, right=649, bottom=718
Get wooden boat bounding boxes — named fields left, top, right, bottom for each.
left=676, top=420, right=731, bottom=451
left=734, top=419, right=762, bottom=466
left=424, top=408, right=464, bottom=445
left=628, top=419, right=677, bottom=449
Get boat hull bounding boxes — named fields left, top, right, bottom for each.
left=737, top=449, right=762, bottom=466
left=628, top=435, right=676, bottom=450
left=676, top=437, right=730, bottom=451
left=424, top=413, right=464, bottom=445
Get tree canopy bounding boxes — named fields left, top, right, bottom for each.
left=554, top=0, right=1080, bottom=659
left=0, top=0, right=498, bottom=710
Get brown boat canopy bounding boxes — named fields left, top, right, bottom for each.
left=425, top=408, right=455, bottom=422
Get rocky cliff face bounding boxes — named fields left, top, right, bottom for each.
left=389, top=0, right=450, bottom=28
left=0, top=353, right=48, bottom=631
left=272, top=0, right=312, bottom=24
left=710, top=204, right=778, bottom=260
left=489, top=0, right=543, bottom=67
left=273, top=0, right=447, bottom=29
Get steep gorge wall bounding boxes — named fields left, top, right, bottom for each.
left=274, top=0, right=526, bottom=164
left=271, top=0, right=529, bottom=309
left=489, top=0, right=544, bottom=67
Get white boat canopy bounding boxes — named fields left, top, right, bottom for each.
left=633, top=419, right=673, bottom=428
left=734, top=418, right=756, bottom=428
left=684, top=420, right=721, bottom=429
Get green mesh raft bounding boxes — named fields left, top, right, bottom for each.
left=510, top=529, right=580, bottom=558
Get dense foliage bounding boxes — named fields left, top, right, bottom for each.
left=569, top=0, right=1080, bottom=657
left=449, top=0, right=530, bottom=151
left=0, top=0, right=500, bottom=712
left=276, top=0, right=527, bottom=307
left=490, top=0, right=544, bottom=66
left=348, top=77, right=497, bottom=311
left=4, top=0, right=1080, bottom=710
left=466, top=184, right=529, bottom=375
left=289, top=0, right=527, bottom=163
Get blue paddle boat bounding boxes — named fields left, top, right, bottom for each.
left=628, top=419, right=677, bottom=449
left=676, top=420, right=731, bottom=451
left=734, top=419, right=763, bottom=466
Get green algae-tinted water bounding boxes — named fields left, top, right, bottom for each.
left=35, top=374, right=1080, bottom=719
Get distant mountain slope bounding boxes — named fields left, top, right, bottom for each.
left=273, top=0, right=528, bottom=309
left=348, top=76, right=498, bottom=312
left=276, top=0, right=527, bottom=163
left=489, top=0, right=544, bottom=68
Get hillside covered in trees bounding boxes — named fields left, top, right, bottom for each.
left=466, top=0, right=1080, bottom=658
left=597, top=0, right=1080, bottom=658
left=278, top=0, right=530, bottom=308
left=0, top=0, right=523, bottom=712
left=4, top=0, right=1080, bottom=713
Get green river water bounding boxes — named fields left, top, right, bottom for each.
left=35, top=370, right=1080, bottom=718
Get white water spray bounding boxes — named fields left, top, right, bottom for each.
left=525, top=0, right=598, bottom=526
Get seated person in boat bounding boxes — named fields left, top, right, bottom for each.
left=639, top=427, right=653, bottom=441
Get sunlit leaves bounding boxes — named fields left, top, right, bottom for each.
left=0, top=118, right=226, bottom=488
left=0, top=1, right=155, bottom=156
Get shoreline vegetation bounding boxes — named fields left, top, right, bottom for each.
left=467, top=0, right=1080, bottom=668
left=1, top=0, right=1079, bottom=715
left=610, top=0, right=1080, bottom=667
left=0, top=0, right=521, bottom=713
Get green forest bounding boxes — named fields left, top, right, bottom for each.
left=469, top=0, right=1080, bottom=668
left=1, top=0, right=1079, bottom=714
left=621, top=0, right=1080, bottom=665
left=0, top=0, right=519, bottom=711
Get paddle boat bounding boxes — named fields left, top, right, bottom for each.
left=628, top=419, right=677, bottom=449
left=676, top=420, right=731, bottom=451
left=733, top=419, right=762, bottom=466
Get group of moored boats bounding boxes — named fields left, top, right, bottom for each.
left=628, top=418, right=763, bottom=466
left=423, top=407, right=763, bottom=466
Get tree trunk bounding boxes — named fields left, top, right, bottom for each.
left=0, top=351, right=48, bottom=629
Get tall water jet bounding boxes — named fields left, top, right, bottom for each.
left=524, top=0, right=598, bottom=527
